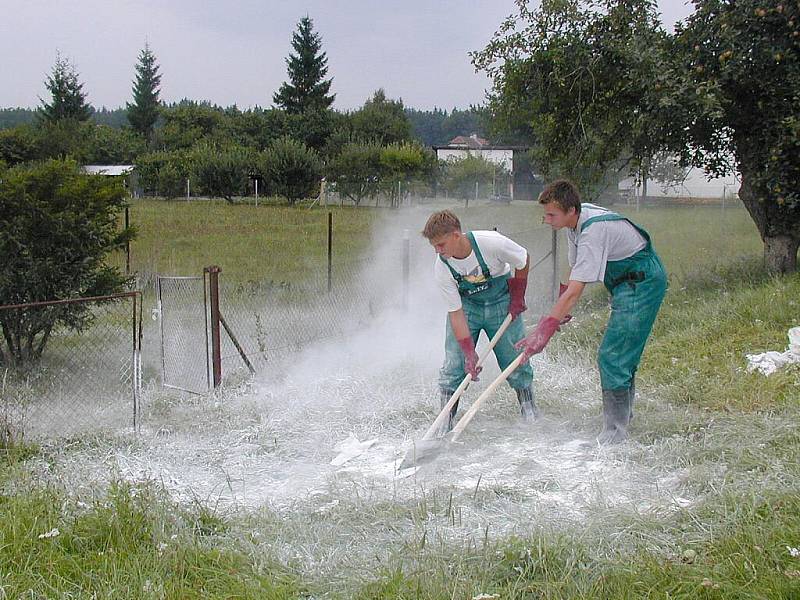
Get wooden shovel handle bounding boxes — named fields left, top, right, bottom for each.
left=422, top=313, right=514, bottom=441
left=450, top=352, right=526, bottom=442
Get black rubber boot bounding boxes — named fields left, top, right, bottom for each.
left=515, top=386, right=538, bottom=422
left=439, top=389, right=458, bottom=433
left=597, top=388, right=631, bottom=444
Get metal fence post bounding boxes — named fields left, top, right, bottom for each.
left=551, top=229, right=559, bottom=303
left=402, top=229, right=410, bottom=310
left=125, top=206, right=131, bottom=275
left=327, top=211, right=333, bottom=293
left=204, top=266, right=222, bottom=388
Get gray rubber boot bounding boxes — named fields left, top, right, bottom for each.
left=597, top=388, right=631, bottom=444
left=515, top=386, right=538, bottom=422
left=439, top=389, right=458, bottom=434
left=628, top=376, right=635, bottom=422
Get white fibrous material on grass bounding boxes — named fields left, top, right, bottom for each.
left=18, top=210, right=706, bottom=585
left=746, top=327, right=800, bottom=375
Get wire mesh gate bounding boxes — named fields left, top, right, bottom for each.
left=156, top=275, right=210, bottom=394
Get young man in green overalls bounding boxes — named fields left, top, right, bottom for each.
left=515, top=180, right=667, bottom=444
left=422, top=210, right=535, bottom=432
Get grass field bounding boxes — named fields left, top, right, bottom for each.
left=4, top=197, right=800, bottom=599
left=117, top=197, right=762, bottom=287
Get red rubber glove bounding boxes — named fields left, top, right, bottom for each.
left=514, top=316, right=561, bottom=359
left=559, top=283, right=573, bottom=325
left=507, top=277, right=528, bottom=320
left=457, top=336, right=482, bottom=381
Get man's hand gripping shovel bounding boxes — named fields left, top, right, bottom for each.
left=398, top=314, right=520, bottom=470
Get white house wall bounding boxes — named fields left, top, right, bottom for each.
left=436, top=149, right=514, bottom=171
left=619, top=168, right=740, bottom=199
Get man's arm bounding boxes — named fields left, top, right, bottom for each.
left=514, top=253, right=530, bottom=280
left=549, top=279, right=584, bottom=321
left=448, top=308, right=470, bottom=340
left=513, top=277, right=585, bottom=359
left=507, top=253, right=530, bottom=320
left=448, top=309, right=481, bottom=380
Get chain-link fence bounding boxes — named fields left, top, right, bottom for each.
left=156, top=276, right=209, bottom=394
left=156, top=219, right=560, bottom=387
left=0, top=292, right=142, bottom=441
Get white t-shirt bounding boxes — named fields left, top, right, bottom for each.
left=567, top=204, right=647, bottom=283
left=434, top=230, right=528, bottom=312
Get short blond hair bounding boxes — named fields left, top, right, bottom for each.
left=422, top=210, right=462, bottom=240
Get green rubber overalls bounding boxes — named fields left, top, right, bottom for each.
left=580, top=213, right=668, bottom=392
left=439, top=232, right=533, bottom=392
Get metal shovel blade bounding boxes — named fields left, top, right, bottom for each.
left=398, top=315, right=514, bottom=470
left=397, top=435, right=451, bottom=470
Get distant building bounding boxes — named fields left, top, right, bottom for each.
left=82, top=165, right=140, bottom=197
left=432, top=134, right=541, bottom=201
left=618, top=169, right=740, bottom=202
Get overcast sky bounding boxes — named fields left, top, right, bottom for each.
left=0, top=0, right=695, bottom=112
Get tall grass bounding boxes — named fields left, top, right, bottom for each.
left=117, top=198, right=382, bottom=285
left=117, top=199, right=762, bottom=288
left=0, top=478, right=302, bottom=599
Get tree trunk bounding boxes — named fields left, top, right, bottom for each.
left=738, top=169, right=800, bottom=274
left=764, top=235, right=799, bottom=273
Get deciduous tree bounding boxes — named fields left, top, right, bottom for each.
left=473, top=0, right=668, bottom=196
left=260, top=136, right=321, bottom=204
left=326, top=142, right=383, bottom=206
left=474, top=0, right=800, bottom=272
left=669, top=0, right=800, bottom=272
left=350, top=89, right=412, bottom=145
left=192, top=143, right=255, bottom=203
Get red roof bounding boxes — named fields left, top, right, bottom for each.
left=448, top=134, right=490, bottom=149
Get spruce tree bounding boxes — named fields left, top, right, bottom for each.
left=273, top=16, right=335, bottom=114
left=39, top=53, right=92, bottom=123
left=126, top=43, right=162, bottom=137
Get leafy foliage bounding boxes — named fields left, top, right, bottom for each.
left=378, top=142, right=430, bottom=207
left=273, top=16, right=335, bottom=114
left=135, top=149, right=196, bottom=198
left=326, top=142, right=383, bottom=205
left=441, top=153, right=507, bottom=199
left=473, top=0, right=668, bottom=195
left=126, top=44, right=162, bottom=138
left=38, top=54, right=92, bottom=123
left=0, top=159, right=133, bottom=365
left=192, top=143, right=256, bottom=202
left=0, top=125, right=41, bottom=165
left=350, top=89, right=412, bottom=145
left=157, top=102, right=228, bottom=150
left=260, top=136, right=321, bottom=204
left=669, top=0, right=800, bottom=271
left=474, top=0, right=800, bottom=272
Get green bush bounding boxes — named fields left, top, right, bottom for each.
left=0, top=159, right=133, bottom=366
left=260, top=136, right=321, bottom=204
left=192, top=143, right=256, bottom=202
left=135, top=149, right=195, bottom=198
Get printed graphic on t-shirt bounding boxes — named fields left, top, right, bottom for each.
left=463, top=266, right=486, bottom=284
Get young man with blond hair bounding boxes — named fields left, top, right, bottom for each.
left=515, top=180, right=667, bottom=443
left=422, top=210, right=535, bottom=431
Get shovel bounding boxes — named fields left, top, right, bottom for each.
left=398, top=314, right=514, bottom=469
left=398, top=351, right=527, bottom=468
